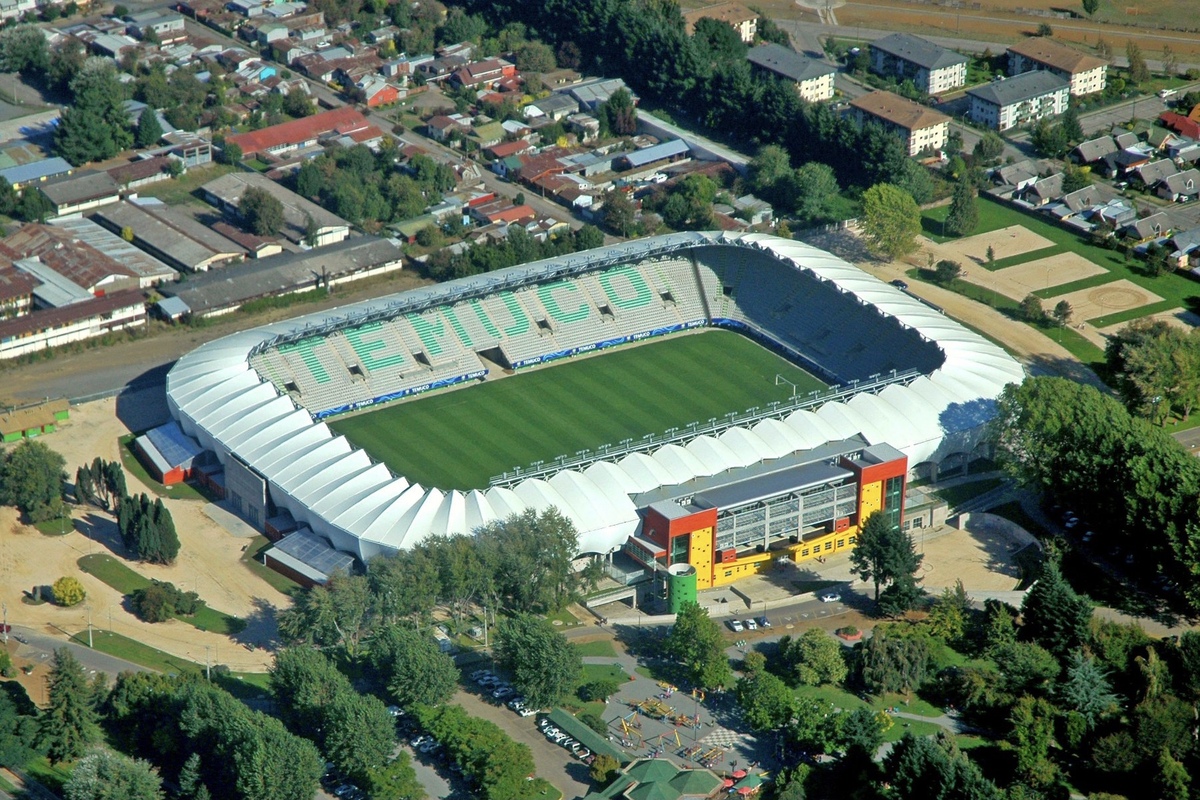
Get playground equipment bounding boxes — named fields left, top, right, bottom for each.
left=652, top=729, right=682, bottom=749
left=669, top=711, right=702, bottom=729
left=634, top=698, right=673, bottom=719
left=618, top=711, right=644, bottom=747
left=698, top=747, right=724, bottom=769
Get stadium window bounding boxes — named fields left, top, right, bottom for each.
left=824, top=542, right=832, bottom=551
left=849, top=536, right=856, bottom=544
left=836, top=539, right=844, bottom=548
left=724, top=570, right=733, bottom=577
left=801, top=549, right=808, bottom=557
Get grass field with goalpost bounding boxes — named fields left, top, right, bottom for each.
left=328, top=329, right=828, bottom=490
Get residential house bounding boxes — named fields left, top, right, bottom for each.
left=1006, top=38, right=1107, bottom=96
left=107, top=157, right=174, bottom=191
left=426, top=115, right=468, bottom=142
left=967, top=71, right=1069, bottom=131
left=468, top=121, right=505, bottom=150
left=567, top=114, right=601, bottom=143
left=1115, top=131, right=1140, bottom=149
left=991, top=160, right=1040, bottom=190
left=1121, top=212, right=1170, bottom=243
left=469, top=200, right=535, bottom=225
left=1146, top=126, right=1183, bottom=151
left=1157, top=168, right=1200, bottom=202
left=734, top=194, right=772, bottom=225
left=1093, top=198, right=1137, bottom=228
left=1047, top=185, right=1101, bottom=221
left=1159, top=111, right=1200, bottom=140
left=746, top=44, right=835, bottom=102
left=1016, top=172, right=1064, bottom=207
left=0, top=290, right=145, bottom=360
left=1132, top=158, right=1178, bottom=188
left=848, top=90, right=951, bottom=157
left=1071, top=135, right=1117, bottom=165
left=618, top=139, right=691, bottom=172
left=417, top=54, right=468, bottom=83
left=512, top=149, right=574, bottom=184
left=868, top=33, right=968, bottom=94
left=526, top=94, right=579, bottom=121
left=450, top=58, right=516, bottom=89
left=1167, top=227, right=1200, bottom=269
left=358, top=76, right=398, bottom=108
left=202, top=171, right=351, bottom=247
left=36, top=172, right=121, bottom=218
left=682, top=2, right=758, bottom=43
left=225, top=107, right=379, bottom=160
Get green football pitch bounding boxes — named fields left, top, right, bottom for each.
left=328, top=330, right=828, bottom=490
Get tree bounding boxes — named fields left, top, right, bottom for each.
left=41, top=648, right=100, bottom=763
left=17, top=189, right=53, bottom=223
left=219, top=141, right=243, bottom=165
left=1154, top=746, right=1190, bottom=800
left=135, top=106, right=162, bottom=148
left=0, top=439, right=65, bottom=522
left=748, top=144, right=791, bottom=197
left=598, top=88, right=637, bottom=136
left=602, top=189, right=635, bottom=237
left=368, top=625, right=459, bottom=709
left=0, top=24, right=48, bottom=74
left=0, top=689, right=39, bottom=768
left=282, top=88, right=314, bottom=118
left=886, top=732, right=1002, bottom=800
left=364, top=753, right=425, bottom=800
left=664, top=601, right=731, bottom=689
left=64, top=748, right=163, bottom=800
left=240, top=187, right=285, bottom=236
left=992, top=641, right=1059, bottom=696
left=177, top=753, right=203, bottom=800
left=1060, top=107, right=1084, bottom=143
left=1162, top=45, right=1178, bottom=79
left=323, top=690, right=396, bottom=785
left=943, top=176, right=978, bottom=237
left=791, top=162, right=839, bottom=222
left=1021, top=557, right=1092, bottom=658
left=1052, top=300, right=1073, bottom=327
left=52, top=576, right=86, bottom=607
left=494, top=614, right=581, bottom=709
left=1057, top=651, right=1118, bottom=729
left=1029, top=118, right=1068, bottom=158
left=925, top=581, right=968, bottom=643
left=1009, top=695, right=1057, bottom=786
left=934, top=259, right=963, bottom=283
left=54, top=60, right=133, bottom=165
left=779, top=628, right=848, bottom=686
left=860, top=627, right=929, bottom=695
left=849, top=511, right=921, bottom=604
left=514, top=41, right=556, bottom=72
left=860, top=183, right=921, bottom=260
left=735, top=668, right=795, bottom=731
left=589, top=753, right=620, bottom=785
left=1062, top=162, right=1091, bottom=193
left=973, top=131, right=1005, bottom=164
left=1082, top=0, right=1099, bottom=16
left=1036, top=22, right=1053, bottom=36
left=1019, top=294, right=1046, bottom=324
left=1126, top=40, right=1150, bottom=85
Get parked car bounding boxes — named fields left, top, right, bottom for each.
left=493, top=686, right=515, bottom=699
left=820, top=593, right=841, bottom=603
left=728, top=619, right=744, bottom=632
left=890, top=279, right=908, bottom=290
left=757, top=616, right=771, bottom=628
left=744, top=618, right=758, bottom=631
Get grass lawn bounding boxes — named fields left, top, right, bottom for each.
left=573, top=639, right=618, bottom=659
left=71, top=629, right=199, bottom=674
left=871, top=693, right=943, bottom=718
left=545, top=607, right=583, bottom=629
left=564, top=663, right=631, bottom=718
left=330, top=330, right=828, bottom=490
left=922, top=196, right=1200, bottom=322
left=138, top=163, right=236, bottom=205
left=240, top=535, right=303, bottom=596
left=78, top=554, right=246, bottom=635
left=794, top=683, right=870, bottom=711
left=33, top=516, right=74, bottom=536
left=882, top=717, right=945, bottom=743
left=23, top=756, right=73, bottom=793
left=932, top=477, right=1004, bottom=508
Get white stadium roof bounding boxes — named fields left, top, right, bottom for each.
left=167, top=232, right=1024, bottom=561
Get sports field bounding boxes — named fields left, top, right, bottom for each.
left=329, top=330, right=828, bottom=490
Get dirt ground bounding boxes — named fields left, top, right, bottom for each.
left=915, top=513, right=1036, bottom=593
left=934, top=225, right=1054, bottom=267
left=997, top=252, right=1107, bottom=295
left=1097, top=307, right=1200, bottom=336
left=1045, top=278, right=1163, bottom=321
left=0, top=399, right=290, bottom=673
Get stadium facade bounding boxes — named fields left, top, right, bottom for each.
left=165, top=232, right=1023, bottom=584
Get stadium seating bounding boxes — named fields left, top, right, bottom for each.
left=252, top=243, right=944, bottom=416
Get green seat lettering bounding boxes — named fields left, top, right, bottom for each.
left=468, top=299, right=501, bottom=338
left=498, top=293, right=530, bottom=336
left=442, top=305, right=474, bottom=348
left=407, top=313, right=447, bottom=355
left=278, top=338, right=330, bottom=384
left=344, top=322, right=405, bottom=371
left=599, top=265, right=654, bottom=309
left=537, top=281, right=590, bottom=323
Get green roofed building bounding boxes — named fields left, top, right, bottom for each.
left=583, top=758, right=731, bottom=800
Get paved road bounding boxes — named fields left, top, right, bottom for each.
left=7, top=623, right=150, bottom=693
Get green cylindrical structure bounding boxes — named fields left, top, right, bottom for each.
left=667, top=563, right=697, bottom=614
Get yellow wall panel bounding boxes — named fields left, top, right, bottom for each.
left=859, top=480, right=882, bottom=519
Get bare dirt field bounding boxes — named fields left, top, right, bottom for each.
left=1097, top=307, right=1200, bottom=336
left=916, top=513, right=1037, bottom=593
left=959, top=251, right=1109, bottom=302
left=1046, top=278, right=1164, bottom=321
left=0, top=398, right=289, bottom=673
left=935, top=225, right=1054, bottom=266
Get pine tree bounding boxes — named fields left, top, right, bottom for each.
left=178, top=753, right=202, bottom=798
left=943, top=176, right=978, bottom=237
left=135, top=106, right=162, bottom=148
left=1021, top=557, right=1091, bottom=657
left=40, top=648, right=100, bottom=763
left=1057, top=650, right=1118, bottom=729
left=75, top=465, right=93, bottom=505
left=1155, top=746, right=1190, bottom=800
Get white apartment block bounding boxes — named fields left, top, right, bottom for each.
left=967, top=72, right=1070, bottom=132
left=848, top=91, right=951, bottom=157
left=869, top=33, right=968, bottom=95
left=1006, top=38, right=1107, bottom=97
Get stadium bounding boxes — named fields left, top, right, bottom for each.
left=162, top=232, right=1023, bottom=587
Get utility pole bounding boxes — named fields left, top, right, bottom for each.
left=86, top=604, right=93, bottom=649
left=2, top=602, right=7, bottom=644
left=205, top=645, right=211, bottom=682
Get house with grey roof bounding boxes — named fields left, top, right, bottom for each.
left=991, top=159, right=1039, bottom=191
left=1015, top=172, right=1064, bottom=207
left=1168, top=227, right=1200, bottom=269
left=566, top=78, right=636, bottom=111
left=1071, top=135, right=1117, bottom=165
left=1157, top=168, right=1200, bottom=203
left=1132, top=158, right=1178, bottom=188
left=1121, top=211, right=1171, bottom=243
left=869, top=33, right=968, bottom=94
left=746, top=44, right=836, bottom=102
left=0, top=158, right=73, bottom=190
left=37, top=171, right=120, bottom=218
left=967, top=72, right=1070, bottom=131
left=527, top=93, right=579, bottom=121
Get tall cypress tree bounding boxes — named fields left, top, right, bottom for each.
left=943, top=176, right=978, bottom=237
left=40, top=648, right=100, bottom=763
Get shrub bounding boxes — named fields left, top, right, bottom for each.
left=52, top=576, right=86, bottom=607
left=837, top=626, right=859, bottom=637
left=579, top=712, right=607, bottom=735
left=578, top=679, right=620, bottom=702
left=131, top=580, right=202, bottom=623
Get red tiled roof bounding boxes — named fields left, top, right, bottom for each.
left=1160, top=111, right=1200, bottom=141
left=226, top=107, right=371, bottom=156
left=0, top=267, right=36, bottom=302
left=487, top=140, right=532, bottom=159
